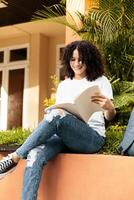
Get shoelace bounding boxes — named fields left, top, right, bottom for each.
left=0, top=156, right=13, bottom=172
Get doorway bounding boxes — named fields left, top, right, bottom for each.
left=7, top=68, right=24, bottom=129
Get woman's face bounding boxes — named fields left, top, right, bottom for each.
left=70, top=49, right=86, bottom=79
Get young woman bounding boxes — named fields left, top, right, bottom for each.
left=0, top=40, right=116, bottom=200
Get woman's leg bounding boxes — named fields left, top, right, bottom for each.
left=57, top=114, right=105, bottom=153
left=0, top=110, right=104, bottom=179
left=21, top=114, right=105, bottom=200
left=0, top=110, right=66, bottom=179
left=16, top=111, right=63, bottom=158
left=21, top=136, right=66, bottom=200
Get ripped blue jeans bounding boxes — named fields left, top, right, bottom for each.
left=16, top=110, right=105, bottom=200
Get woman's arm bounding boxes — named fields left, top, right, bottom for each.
left=91, top=94, right=116, bottom=120
left=103, top=99, right=116, bottom=120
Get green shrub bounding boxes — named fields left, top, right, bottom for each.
left=100, top=125, right=126, bottom=155
left=0, top=128, right=31, bottom=146
left=44, top=75, right=59, bottom=108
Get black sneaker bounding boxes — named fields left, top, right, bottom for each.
left=0, top=155, right=17, bottom=180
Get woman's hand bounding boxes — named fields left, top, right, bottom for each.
left=91, top=93, right=116, bottom=120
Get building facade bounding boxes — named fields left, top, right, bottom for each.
left=0, top=0, right=92, bottom=130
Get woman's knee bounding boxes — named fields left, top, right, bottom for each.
left=45, top=109, right=68, bottom=122
left=26, top=145, right=46, bottom=167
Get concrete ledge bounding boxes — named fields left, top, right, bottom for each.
left=0, top=154, right=134, bottom=200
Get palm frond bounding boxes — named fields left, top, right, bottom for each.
left=111, top=80, right=134, bottom=108
left=113, top=93, right=134, bottom=108
left=33, top=4, right=80, bottom=33
left=33, top=0, right=134, bottom=82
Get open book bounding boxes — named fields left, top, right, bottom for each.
left=45, top=85, right=103, bottom=122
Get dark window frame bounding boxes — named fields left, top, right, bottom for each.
left=9, top=48, right=27, bottom=62
left=0, top=51, right=4, bottom=63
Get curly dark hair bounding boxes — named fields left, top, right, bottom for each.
left=61, top=40, right=105, bottom=81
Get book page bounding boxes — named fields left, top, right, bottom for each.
left=74, top=85, right=103, bottom=122
left=45, top=102, right=82, bottom=119
left=45, top=85, right=103, bottom=122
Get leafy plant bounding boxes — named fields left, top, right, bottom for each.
left=112, top=79, right=134, bottom=108
left=34, top=0, right=134, bottom=81
left=0, top=123, right=126, bottom=155
left=76, top=0, right=134, bottom=81
left=44, top=75, right=59, bottom=108
left=0, top=128, right=31, bottom=146
left=100, top=124, right=126, bottom=155
left=104, top=78, right=134, bottom=126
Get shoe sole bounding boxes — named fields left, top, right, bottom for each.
left=0, top=166, right=16, bottom=180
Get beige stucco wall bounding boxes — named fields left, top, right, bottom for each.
left=0, top=36, right=30, bottom=47
left=39, top=34, right=49, bottom=121
left=38, top=34, right=65, bottom=122
left=25, top=33, right=65, bottom=127
left=24, top=33, right=65, bottom=128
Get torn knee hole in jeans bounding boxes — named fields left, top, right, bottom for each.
left=45, top=109, right=68, bottom=122
left=26, top=145, right=45, bottom=167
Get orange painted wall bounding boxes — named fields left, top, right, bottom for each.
left=0, top=154, right=134, bottom=200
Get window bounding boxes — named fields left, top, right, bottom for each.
left=56, top=44, right=65, bottom=81
left=0, top=51, right=4, bottom=63
left=9, top=48, right=27, bottom=62
left=59, top=47, right=65, bottom=80
left=59, top=47, right=65, bottom=61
